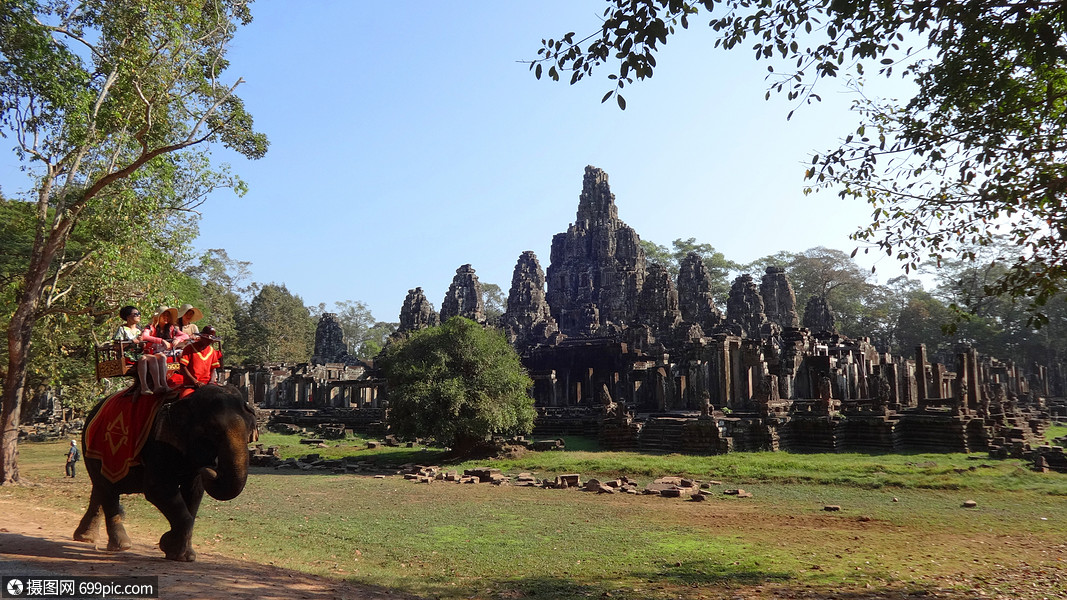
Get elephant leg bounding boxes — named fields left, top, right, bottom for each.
left=180, top=477, right=206, bottom=520
left=145, top=483, right=196, bottom=562
left=99, top=492, right=131, bottom=552
left=73, top=495, right=103, bottom=544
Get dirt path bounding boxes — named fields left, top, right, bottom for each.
left=0, top=499, right=421, bottom=600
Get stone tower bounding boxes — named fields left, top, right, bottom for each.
left=802, top=295, right=837, bottom=334
left=501, top=251, right=559, bottom=350
left=440, top=264, right=486, bottom=325
left=725, top=274, right=767, bottom=337
left=677, top=252, right=724, bottom=335
left=546, top=166, right=646, bottom=336
left=397, top=287, right=439, bottom=334
left=634, top=262, right=683, bottom=342
left=312, top=313, right=353, bottom=364
left=760, top=266, right=800, bottom=329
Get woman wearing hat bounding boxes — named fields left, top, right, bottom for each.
left=141, top=306, right=189, bottom=395
left=177, top=303, right=203, bottom=340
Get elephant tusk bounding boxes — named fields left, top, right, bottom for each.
left=199, top=467, right=219, bottom=481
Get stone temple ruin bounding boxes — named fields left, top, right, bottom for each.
left=240, top=166, right=1067, bottom=466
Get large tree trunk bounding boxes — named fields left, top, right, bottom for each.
left=1, top=307, right=35, bottom=484
left=0, top=207, right=73, bottom=484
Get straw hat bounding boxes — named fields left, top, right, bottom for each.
left=177, top=303, right=203, bottom=323
left=156, top=306, right=179, bottom=324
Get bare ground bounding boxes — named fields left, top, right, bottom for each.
left=0, top=498, right=421, bottom=600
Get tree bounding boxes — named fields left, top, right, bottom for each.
left=481, top=283, right=506, bottom=326
left=244, top=284, right=315, bottom=365
left=895, top=291, right=957, bottom=361
left=532, top=0, right=1067, bottom=323
left=747, top=247, right=871, bottom=335
left=183, top=249, right=256, bottom=365
left=640, top=237, right=737, bottom=303
left=379, top=317, right=535, bottom=456
left=325, top=300, right=398, bottom=360
left=852, top=275, right=926, bottom=356
left=0, top=1, right=267, bottom=483
left=356, top=321, right=397, bottom=360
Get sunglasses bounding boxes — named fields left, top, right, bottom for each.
left=130, top=312, right=141, bottom=317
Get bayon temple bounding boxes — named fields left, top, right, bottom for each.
left=227, top=166, right=1067, bottom=467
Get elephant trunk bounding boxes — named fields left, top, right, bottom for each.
left=201, top=424, right=249, bottom=501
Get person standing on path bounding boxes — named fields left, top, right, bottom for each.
left=65, top=440, right=79, bottom=478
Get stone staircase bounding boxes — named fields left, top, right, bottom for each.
left=637, top=416, right=689, bottom=453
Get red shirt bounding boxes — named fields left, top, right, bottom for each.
left=179, top=344, right=222, bottom=385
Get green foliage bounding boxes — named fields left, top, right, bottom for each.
left=183, top=249, right=256, bottom=365
left=534, top=0, right=1067, bottom=323
left=380, top=317, right=534, bottom=450
left=640, top=237, right=737, bottom=304
left=0, top=195, right=200, bottom=414
left=0, top=0, right=265, bottom=482
left=481, top=282, right=506, bottom=326
left=244, top=283, right=315, bottom=365
left=315, top=300, right=397, bottom=361
left=746, top=247, right=871, bottom=337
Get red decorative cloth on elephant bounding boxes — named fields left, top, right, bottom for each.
left=83, top=388, right=163, bottom=483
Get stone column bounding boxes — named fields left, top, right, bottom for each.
left=915, top=344, right=929, bottom=403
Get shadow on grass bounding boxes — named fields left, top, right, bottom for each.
left=442, top=572, right=993, bottom=600
left=636, top=558, right=793, bottom=586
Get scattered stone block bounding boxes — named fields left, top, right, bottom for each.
left=464, top=467, right=503, bottom=483
left=557, top=474, right=581, bottom=488
left=962, top=500, right=978, bottom=508
left=823, top=505, right=841, bottom=512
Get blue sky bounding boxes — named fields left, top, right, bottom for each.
left=2, top=2, right=916, bottom=322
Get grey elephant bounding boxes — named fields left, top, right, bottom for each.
left=74, top=384, right=258, bottom=561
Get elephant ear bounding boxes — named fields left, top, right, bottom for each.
left=153, top=400, right=194, bottom=453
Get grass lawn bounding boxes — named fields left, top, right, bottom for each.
left=6, top=436, right=1066, bottom=600
left=1047, top=422, right=1067, bottom=444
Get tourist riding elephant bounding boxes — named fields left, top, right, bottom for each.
left=73, top=384, right=258, bottom=561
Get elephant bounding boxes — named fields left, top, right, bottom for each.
left=73, top=384, right=258, bottom=561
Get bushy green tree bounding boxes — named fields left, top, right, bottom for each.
left=380, top=317, right=534, bottom=455
left=244, top=284, right=314, bottom=365
left=0, top=0, right=266, bottom=483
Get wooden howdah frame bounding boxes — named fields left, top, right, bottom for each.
left=94, top=340, right=192, bottom=382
